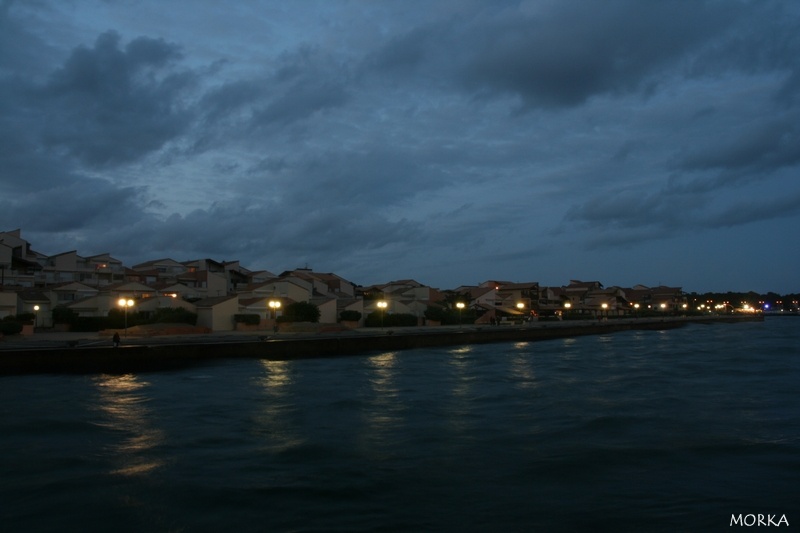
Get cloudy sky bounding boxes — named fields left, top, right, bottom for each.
left=2, top=1, right=799, bottom=293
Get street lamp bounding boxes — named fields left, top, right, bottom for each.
left=456, top=302, right=465, bottom=324
left=268, top=300, right=281, bottom=319
left=601, top=302, right=608, bottom=320
left=377, top=300, right=388, bottom=327
left=33, top=305, right=39, bottom=330
left=118, top=298, right=135, bottom=336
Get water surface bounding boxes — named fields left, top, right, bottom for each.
left=2, top=319, right=798, bottom=532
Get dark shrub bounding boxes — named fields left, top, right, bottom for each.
left=424, top=306, right=446, bottom=322
left=424, top=305, right=475, bottom=325
left=0, top=321, right=23, bottom=335
left=234, top=314, right=261, bottom=325
left=15, top=312, right=36, bottom=324
left=339, top=310, right=362, bottom=322
left=278, top=302, right=321, bottom=323
left=365, top=312, right=418, bottom=327
left=106, top=308, right=143, bottom=330
left=52, top=306, right=78, bottom=325
left=149, top=307, right=197, bottom=325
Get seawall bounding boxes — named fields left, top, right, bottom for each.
left=0, top=315, right=763, bottom=376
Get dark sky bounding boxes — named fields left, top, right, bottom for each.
left=2, top=0, right=799, bottom=293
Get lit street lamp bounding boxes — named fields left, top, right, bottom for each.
left=516, top=302, right=525, bottom=323
left=601, top=302, right=608, bottom=320
left=377, top=300, right=388, bottom=327
left=268, top=300, right=281, bottom=332
left=268, top=299, right=281, bottom=319
left=33, top=305, right=39, bottom=330
left=118, top=298, right=135, bottom=336
left=456, top=302, right=465, bottom=324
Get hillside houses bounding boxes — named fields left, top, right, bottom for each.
left=1, top=229, right=688, bottom=332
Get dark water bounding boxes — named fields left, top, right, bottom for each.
left=2, top=319, right=798, bottom=532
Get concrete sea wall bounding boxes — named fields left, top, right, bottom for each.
left=0, top=315, right=762, bottom=376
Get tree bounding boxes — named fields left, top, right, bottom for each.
left=339, top=310, right=362, bottom=322
left=279, top=301, right=321, bottom=323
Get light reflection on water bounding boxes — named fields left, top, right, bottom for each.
left=444, top=345, right=478, bottom=435
left=361, top=352, right=404, bottom=455
left=91, top=374, right=164, bottom=477
left=253, top=360, right=303, bottom=453
left=510, top=343, right=537, bottom=390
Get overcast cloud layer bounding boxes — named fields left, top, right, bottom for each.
left=1, top=0, right=799, bottom=293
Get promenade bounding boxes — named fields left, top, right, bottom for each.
left=0, top=315, right=762, bottom=376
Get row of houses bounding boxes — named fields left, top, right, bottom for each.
left=1, top=229, right=687, bottom=331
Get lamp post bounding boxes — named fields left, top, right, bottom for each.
left=456, top=302, right=465, bottom=324
left=268, top=300, right=281, bottom=332
left=601, top=302, right=608, bottom=320
left=118, top=298, right=134, bottom=336
left=377, top=300, right=388, bottom=327
left=563, top=301, right=571, bottom=319
left=269, top=300, right=281, bottom=319
left=33, top=305, right=39, bottom=330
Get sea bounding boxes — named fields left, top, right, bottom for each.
left=1, top=318, right=798, bottom=532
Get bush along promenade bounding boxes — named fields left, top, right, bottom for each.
left=0, top=313, right=763, bottom=376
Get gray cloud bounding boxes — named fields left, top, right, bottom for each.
left=2, top=1, right=800, bottom=292
left=678, top=120, right=800, bottom=175
left=455, top=0, right=740, bottom=108
left=0, top=175, right=148, bottom=232
left=38, top=31, right=195, bottom=167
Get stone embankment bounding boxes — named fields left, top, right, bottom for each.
left=0, top=315, right=763, bottom=376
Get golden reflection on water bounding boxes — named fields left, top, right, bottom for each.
left=253, top=360, right=304, bottom=452
left=92, top=374, right=164, bottom=477
left=367, top=352, right=398, bottom=394
left=260, top=359, right=293, bottom=391
left=448, top=345, right=474, bottom=398
left=366, top=352, right=401, bottom=417
left=511, top=343, right=537, bottom=389
left=361, top=352, right=404, bottom=455
left=445, top=346, right=477, bottom=435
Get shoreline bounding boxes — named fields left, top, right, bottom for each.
left=0, top=315, right=763, bottom=376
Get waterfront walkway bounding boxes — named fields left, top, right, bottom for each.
left=0, top=315, right=764, bottom=376
left=0, top=315, right=758, bottom=352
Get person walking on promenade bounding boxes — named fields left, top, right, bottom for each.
left=113, top=332, right=120, bottom=348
